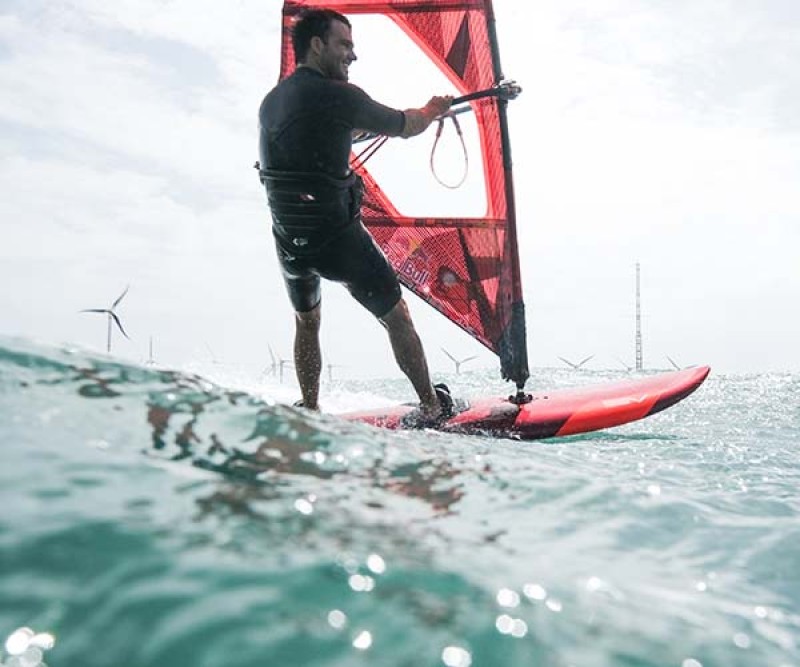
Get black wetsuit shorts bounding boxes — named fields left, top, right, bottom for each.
left=275, top=220, right=401, bottom=318
left=264, top=170, right=401, bottom=318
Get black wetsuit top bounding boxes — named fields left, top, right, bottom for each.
left=258, top=67, right=405, bottom=177
left=258, top=67, right=406, bottom=318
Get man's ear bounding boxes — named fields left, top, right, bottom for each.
left=310, top=35, right=325, bottom=56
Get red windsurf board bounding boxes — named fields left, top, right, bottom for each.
left=338, top=366, right=710, bottom=439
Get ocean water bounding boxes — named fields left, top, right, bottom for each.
left=1, top=337, right=798, bottom=667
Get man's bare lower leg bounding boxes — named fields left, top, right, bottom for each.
left=380, top=299, right=440, bottom=416
left=294, top=304, right=321, bottom=410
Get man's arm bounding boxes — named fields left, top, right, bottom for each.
left=401, top=96, right=453, bottom=138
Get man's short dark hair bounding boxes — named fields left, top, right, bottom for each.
left=293, top=9, right=351, bottom=63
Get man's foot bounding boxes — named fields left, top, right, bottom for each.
left=401, top=383, right=455, bottom=429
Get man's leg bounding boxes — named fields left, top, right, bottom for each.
left=379, top=298, right=441, bottom=418
left=294, top=303, right=322, bottom=410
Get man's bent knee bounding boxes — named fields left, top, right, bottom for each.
left=379, top=298, right=415, bottom=331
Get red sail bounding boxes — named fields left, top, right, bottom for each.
left=278, top=0, right=529, bottom=387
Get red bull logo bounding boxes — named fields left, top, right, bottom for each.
left=395, top=235, right=431, bottom=286
left=399, top=257, right=431, bottom=286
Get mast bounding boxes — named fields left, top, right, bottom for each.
left=486, top=0, right=529, bottom=392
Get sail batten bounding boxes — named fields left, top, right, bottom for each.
left=279, top=0, right=529, bottom=387
left=363, top=218, right=507, bottom=229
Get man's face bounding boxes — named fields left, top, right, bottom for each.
left=318, top=19, right=356, bottom=81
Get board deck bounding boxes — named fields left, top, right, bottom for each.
left=339, top=366, right=711, bottom=439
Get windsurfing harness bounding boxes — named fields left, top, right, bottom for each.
left=278, top=0, right=530, bottom=390
left=259, top=168, right=364, bottom=256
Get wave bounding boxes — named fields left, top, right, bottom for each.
left=2, top=336, right=799, bottom=667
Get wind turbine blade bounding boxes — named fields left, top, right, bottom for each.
left=112, top=285, right=130, bottom=309
left=617, top=356, right=634, bottom=370
left=440, top=348, right=457, bottom=363
left=81, top=308, right=111, bottom=315
left=462, top=355, right=478, bottom=363
left=578, top=355, right=595, bottom=368
left=558, top=356, right=577, bottom=369
left=666, top=355, right=680, bottom=370
left=109, top=312, right=130, bottom=339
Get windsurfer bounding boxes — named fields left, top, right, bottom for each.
left=258, top=8, right=453, bottom=423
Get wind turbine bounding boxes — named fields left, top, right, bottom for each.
left=278, top=356, right=293, bottom=383
left=145, top=336, right=156, bottom=366
left=326, top=362, right=345, bottom=382
left=204, top=341, right=222, bottom=366
left=558, top=354, right=594, bottom=370
left=262, top=344, right=278, bottom=377
left=441, top=347, right=477, bottom=374
left=261, top=345, right=292, bottom=382
left=81, top=285, right=130, bottom=353
left=261, top=345, right=292, bottom=384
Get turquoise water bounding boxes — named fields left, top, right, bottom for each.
left=1, top=337, right=798, bottom=667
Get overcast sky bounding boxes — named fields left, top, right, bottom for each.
left=2, top=0, right=799, bottom=382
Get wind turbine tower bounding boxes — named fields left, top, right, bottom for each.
left=635, top=263, right=643, bottom=372
left=145, top=336, right=155, bottom=366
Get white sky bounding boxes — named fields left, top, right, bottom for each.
left=1, top=0, right=799, bottom=380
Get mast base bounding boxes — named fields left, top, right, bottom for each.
left=508, top=388, right=533, bottom=405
